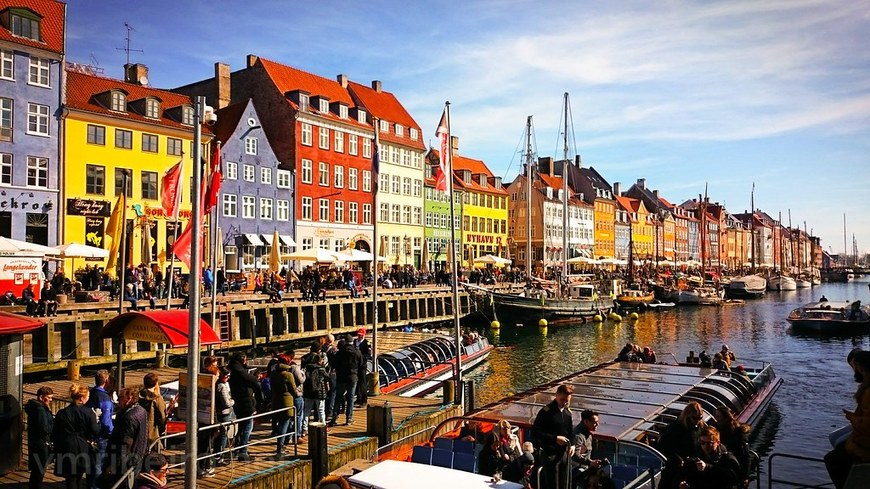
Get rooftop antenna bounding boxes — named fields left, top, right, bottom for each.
left=116, top=22, right=144, bottom=66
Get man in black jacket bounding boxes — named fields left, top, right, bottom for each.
left=329, top=335, right=362, bottom=426
left=533, top=384, right=575, bottom=489
left=228, top=352, right=263, bottom=461
left=354, top=328, right=371, bottom=407
left=25, top=386, right=54, bottom=489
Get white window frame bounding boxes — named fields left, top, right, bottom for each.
left=334, top=165, right=344, bottom=188
left=402, top=177, right=411, bottom=195
left=402, top=205, right=411, bottom=224
left=362, top=170, right=372, bottom=192
left=334, top=131, right=344, bottom=153
left=26, top=103, right=49, bottom=136
left=363, top=138, right=372, bottom=158
left=243, top=164, right=255, bottom=182
left=348, top=134, right=358, bottom=155
left=182, top=106, right=194, bottom=125
left=380, top=120, right=389, bottom=132
left=26, top=156, right=48, bottom=188
left=28, top=56, right=50, bottom=87
left=110, top=91, right=126, bottom=112
left=222, top=194, right=237, bottom=217
left=391, top=204, right=401, bottom=223
left=380, top=173, right=389, bottom=193
left=0, top=153, right=12, bottom=185
left=348, top=202, right=358, bottom=223
left=301, top=197, right=313, bottom=220
left=363, top=203, right=372, bottom=224
left=380, top=203, right=389, bottom=222
left=0, top=50, right=13, bottom=80
left=319, top=162, right=329, bottom=186
left=318, top=127, right=329, bottom=149
left=391, top=175, right=401, bottom=194
left=413, top=206, right=422, bottom=225
left=334, top=200, right=344, bottom=223
left=318, top=199, right=329, bottom=221
left=260, top=198, right=273, bottom=220
left=410, top=128, right=418, bottom=140
left=145, top=98, right=160, bottom=119
left=245, top=136, right=258, bottom=155
left=301, top=159, right=312, bottom=184
left=413, top=179, right=422, bottom=197
left=260, top=167, right=271, bottom=185
left=277, top=169, right=292, bottom=189
left=225, top=161, right=238, bottom=180
left=277, top=199, right=290, bottom=221
left=339, top=105, right=348, bottom=119
left=357, top=109, right=367, bottom=124
left=395, top=123, right=403, bottom=136
left=241, top=196, right=255, bottom=219
left=319, top=99, right=329, bottom=113
left=301, top=123, right=312, bottom=146
left=0, top=98, right=12, bottom=140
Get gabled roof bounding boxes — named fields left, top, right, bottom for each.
left=615, top=196, right=644, bottom=219
left=430, top=150, right=507, bottom=195
left=658, top=196, right=675, bottom=208
left=213, top=99, right=249, bottom=145
left=0, top=0, right=65, bottom=55
left=347, top=80, right=424, bottom=150
left=65, top=70, right=202, bottom=132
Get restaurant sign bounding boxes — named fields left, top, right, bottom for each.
left=66, top=198, right=111, bottom=217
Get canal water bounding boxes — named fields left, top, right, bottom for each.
left=464, top=277, right=870, bottom=488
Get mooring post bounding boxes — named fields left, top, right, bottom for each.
left=309, top=422, right=329, bottom=483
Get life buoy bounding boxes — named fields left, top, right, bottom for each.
left=316, top=475, right=351, bottom=489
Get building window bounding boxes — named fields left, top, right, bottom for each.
left=379, top=203, right=389, bottom=222
left=0, top=153, right=10, bottom=185
left=26, top=157, right=48, bottom=188
left=277, top=199, right=289, bottom=221
left=319, top=162, right=329, bottom=186
left=362, top=170, right=371, bottom=192
left=245, top=137, right=258, bottom=155
left=413, top=179, right=422, bottom=197
left=167, top=137, right=182, bottom=156
left=277, top=169, right=291, bottom=188
left=11, top=12, right=40, bottom=40
left=410, top=128, right=418, bottom=140
left=395, top=124, right=403, bottom=137
left=223, top=194, right=237, bottom=217
left=334, top=201, right=344, bottom=222
left=334, top=165, right=344, bottom=188
left=260, top=198, right=273, bottom=220
left=301, top=123, right=312, bottom=146
left=318, top=199, right=329, bottom=221
left=85, top=164, right=105, bottom=195
left=225, top=161, right=237, bottom=180
left=0, top=98, right=11, bottom=141
left=380, top=120, right=389, bottom=132
left=363, top=203, right=371, bottom=224
left=182, top=106, right=194, bottom=125
left=242, top=196, right=255, bottom=219
left=413, top=207, right=422, bottom=225
left=28, top=57, right=50, bottom=87
left=319, top=238, right=330, bottom=250
left=141, top=133, right=159, bottom=153
left=243, top=164, right=254, bottom=182
left=357, top=109, right=367, bottom=124
left=363, top=138, right=372, bottom=158
left=318, top=127, right=329, bottom=149
left=301, top=237, right=313, bottom=250
left=260, top=167, right=271, bottom=185
left=391, top=204, right=401, bottom=223
left=348, top=202, right=358, bottom=223
left=334, top=131, right=345, bottom=153
left=391, top=175, right=401, bottom=194
left=380, top=174, right=389, bottom=193
left=110, top=91, right=127, bottom=112
left=319, top=99, right=329, bottom=113
left=402, top=205, right=411, bottom=224
left=339, top=105, right=348, bottom=119
left=299, top=93, right=309, bottom=111
left=141, top=171, right=158, bottom=199
left=114, top=169, right=132, bottom=196
left=115, top=129, right=132, bottom=149
left=144, top=98, right=160, bottom=118
left=301, top=197, right=312, bottom=220
left=301, top=159, right=312, bottom=184
left=348, top=168, right=358, bottom=190
left=348, top=135, right=358, bottom=155
left=0, top=50, right=13, bottom=80
left=27, top=103, right=49, bottom=135
left=402, top=177, right=411, bottom=195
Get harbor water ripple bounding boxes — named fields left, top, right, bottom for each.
left=465, top=278, right=870, bottom=488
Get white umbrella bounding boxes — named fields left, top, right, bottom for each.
left=0, top=236, right=60, bottom=255
left=53, top=242, right=109, bottom=258
left=473, top=254, right=511, bottom=266
left=331, top=251, right=355, bottom=262
left=567, top=256, right=599, bottom=265
left=599, top=257, right=627, bottom=266
left=282, top=247, right=336, bottom=263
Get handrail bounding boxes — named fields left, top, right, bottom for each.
left=374, top=425, right=437, bottom=460
left=766, top=452, right=834, bottom=489
left=109, top=405, right=296, bottom=489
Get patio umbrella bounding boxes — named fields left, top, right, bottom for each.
left=0, top=236, right=60, bottom=255
left=282, top=247, right=336, bottom=263
left=269, top=230, right=281, bottom=272
left=54, top=242, right=110, bottom=276
left=566, top=256, right=599, bottom=265
left=421, top=241, right=429, bottom=272
left=473, top=254, right=512, bottom=266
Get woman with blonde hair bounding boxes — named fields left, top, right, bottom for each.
left=495, top=419, right=522, bottom=462
left=52, top=383, right=99, bottom=489
left=656, top=401, right=706, bottom=489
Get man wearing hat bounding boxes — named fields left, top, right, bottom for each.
left=720, top=344, right=736, bottom=369
left=503, top=442, right=537, bottom=487
left=354, top=328, right=372, bottom=407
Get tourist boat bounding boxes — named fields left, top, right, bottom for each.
left=479, top=281, right=614, bottom=324
left=407, top=356, right=782, bottom=489
left=767, top=274, right=797, bottom=291
left=726, top=275, right=767, bottom=299
left=786, top=300, right=870, bottom=333
left=615, top=287, right=656, bottom=309
left=377, top=334, right=493, bottom=397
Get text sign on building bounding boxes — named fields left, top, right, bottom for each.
left=66, top=198, right=112, bottom=217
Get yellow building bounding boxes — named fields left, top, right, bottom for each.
left=452, top=154, right=509, bottom=264
left=62, top=65, right=213, bottom=275
left=616, top=196, right=654, bottom=259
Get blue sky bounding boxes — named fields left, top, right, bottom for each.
left=65, top=0, right=870, bottom=256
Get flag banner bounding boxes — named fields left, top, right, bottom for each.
left=160, top=159, right=184, bottom=218
left=105, top=192, right=126, bottom=274
left=173, top=220, right=193, bottom=269
left=204, top=147, right=222, bottom=214
left=435, top=108, right=450, bottom=195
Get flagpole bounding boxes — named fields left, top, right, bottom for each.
left=371, top=119, right=380, bottom=396
left=443, top=102, right=463, bottom=406
left=209, top=142, right=221, bottom=353
left=115, top=170, right=129, bottom=388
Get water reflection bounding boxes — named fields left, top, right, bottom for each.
left=465, top=278, right=870, bottom=488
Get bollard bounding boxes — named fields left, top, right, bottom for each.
left=442, top=380, right=454, bottom=405
left=366, top=402, right=393, bottom=447
left=155, top=349, right=165, bottom=368
left=370, top=371, right=381, bottom=396
left=464, top=380, right=477, bottom=412
left=309, top=422, right=329, bottom=484
left=67, top=360, right=80, bottom=381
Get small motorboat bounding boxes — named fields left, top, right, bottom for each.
left=726, top=275, right=767, bottom=299
left=787, top=300, right=870, bottom=333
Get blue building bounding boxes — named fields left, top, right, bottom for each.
left=0, top=0, right=65, bottom=244
left=213, top=99, right=294, bottom=273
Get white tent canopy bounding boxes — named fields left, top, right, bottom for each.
left=566, top=256, right=600, bottom=265
left=53, top=242, right=109, bottom=258
left=281, top=247, right=336, bottom=263
left=0, top=236, right=60, bottom=256
left=473, top=254, right=512, bottom=266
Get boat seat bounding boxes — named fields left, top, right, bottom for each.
left=453, top=452, right=477, bottom=473
left=432, top=448, right=453, bottom=468
left=411, top=445, right=433, bottom=465
left=454, top=439, right=475, bottom=454
left=434, top=437, right=454, bottom=451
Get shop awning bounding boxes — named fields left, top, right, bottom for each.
left=279, top=235, right=296, bottom=247
left=99, top=310, right=221, bottom=347
left=242, top=234, right=264, bottom=246
left=0, top=311, right=44, bottom=335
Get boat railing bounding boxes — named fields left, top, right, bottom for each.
left=766, top=452, right=835, bottom=489
left=374, top=424, right=439, bottom=462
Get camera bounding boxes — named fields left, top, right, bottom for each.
left=203, top=105, right=217, bottom=126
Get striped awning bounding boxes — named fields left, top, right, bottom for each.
left=242, top=234, right=264, bottom=246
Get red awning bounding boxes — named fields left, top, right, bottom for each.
left=0, top=311, right=44, bottom=335
left=99, top=310, right=221, bottom=347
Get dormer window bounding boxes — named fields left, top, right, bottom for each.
left=299, top=93, right=309, bottom=111
left=110, top=91, right=127, bottom=112
left=339, top=105, right=348, bottom=119
left=558, top=189, right=564, bottom=200
left=410, top=128, right=418, bottom=140
left=145, top=98, right=160, bottom=119
left=479, top=174, right=487, bottom=187
left=181, top=105, right=194, bottom=125
left=357, top=109, right=367, bottom=124
left=380, top=120, right=389, bottom=132
left=463, top=170, right=472, bottom=183
left=11, top=10, right=41, bottom=41
left=395, top=124, right=403, bottom=137
left=546, top=188, right=553, bottom=199
left=319, top=99, right=329, bottom=114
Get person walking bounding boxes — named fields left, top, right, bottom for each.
left=532, top=383, right=575, bottom=489
left=302, top=348, right=330, bottom=435
left=52, top=384, right=99, bottom=489
left=228, top=352, right=263, bottom=462
left=270, top=355, right=299, bottom=459
left=354, top=328, right=371, bottom=408
left=138, top=373, right=166, bottom=452
left=329, top=334, right=362, bottom=426
left=105, top=387, right=148, bottom=489
left=25, top=386, right=54, bottom=489
left=86, top=370, right=114, bottom=489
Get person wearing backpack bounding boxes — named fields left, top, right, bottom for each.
left=302, top=349, right=329, bottom=436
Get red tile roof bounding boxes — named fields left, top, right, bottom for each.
left=0, top=0, right=65, bottom=55
left=347, top=80, right=424, bottom=150
left=430, top=149, right=507, bottom=195
left=65, top=70, right=204, bottom=132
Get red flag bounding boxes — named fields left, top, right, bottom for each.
left=435, top=108, right=450, bottom=195
left=160, top=159, right=184, bottom=218
left=204, top=147, right=222, bottom=213
left=173, top=220, right=194, bottom=269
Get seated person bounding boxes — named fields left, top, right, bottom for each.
left=503, top=443, right=537, bottom=488
left=0, top=291, right=17, bottom=306
left=494, top=419, right=522, bottom=462
left=573, top=410, right=605, bottom=486
left=20, top=284, right=37, bottom=316
left=676, top=426, right=741, bottom=489
left=123, top=284, right=140, bottom=311
left=478, top=432, right=507, bottom=477
left=711, top=353, right=730, bottom=371
left=38, top=283, right=58, bottom=317
left=458, top=419, right=486, bottom=444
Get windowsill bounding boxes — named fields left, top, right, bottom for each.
left=25, top=132, right=50, bottom=138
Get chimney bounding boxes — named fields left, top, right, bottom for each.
left=215, top=63, right=231, bottom=109
left=637, top=178, right=646, bottom=189
left=371, top=80, right=382, bottom=92
left=246, top=54, right=258, bottom=68
left=613, top=182, right=621, bottom=197
left=337, top=74, right=348, bottom=88
left=574, top=154, right=581, bottom=167
left=653, top=189, right=659, bottom=200
left=123, top=63, right=149, bottom=85
left=451, top=135, right=459, bottom=155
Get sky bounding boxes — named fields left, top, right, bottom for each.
left=65, top=0, right=870, bottom=256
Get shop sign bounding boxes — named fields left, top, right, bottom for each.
left=85, top=217, right=105, bottom=252
left=66, top=198, right=111, bottom=217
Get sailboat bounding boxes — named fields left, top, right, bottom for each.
left=614, top=229, right=656, bottom=309
left=727, top=183, right=767, bottom=299
left=768, top=211, right=797, bottom=291
left=482, top=96, right=613, bottom=324
left=678, top=186, right=723, bottom=305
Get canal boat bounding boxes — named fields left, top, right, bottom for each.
left=786, top=300, right=870, bottom=333
left=615, top=287, right=656, bottom=309
left=767, top=274, right=797, bottom=291
left=726, top=275, right=767, bottom=299
left=377, top=334, right=493, bottom=397
left=480, top=281, right=614, bottom=325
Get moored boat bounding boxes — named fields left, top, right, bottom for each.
left=483, top=282, right=614, bottom=325
left=786, top=300, right=870, bottom=333
left=767, top=274, right=797, bottom=291
left=616, top=287, right=656, bottom=309
left=726, top=275, right=767, bottom=299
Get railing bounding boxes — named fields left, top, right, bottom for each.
left=767, top=453, right=834, bottom=489
left=110, top=406, right=297, bottom=489
left=373, top=424, right=438, bottom=461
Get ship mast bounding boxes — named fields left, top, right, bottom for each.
left=750, top=183, right=756, bottom=270
left=525, top=116, right=534, bottom=278
left=561, top=93, right=570, bottom=284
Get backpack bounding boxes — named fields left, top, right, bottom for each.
left=303, top=364, right=329, bottom=400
